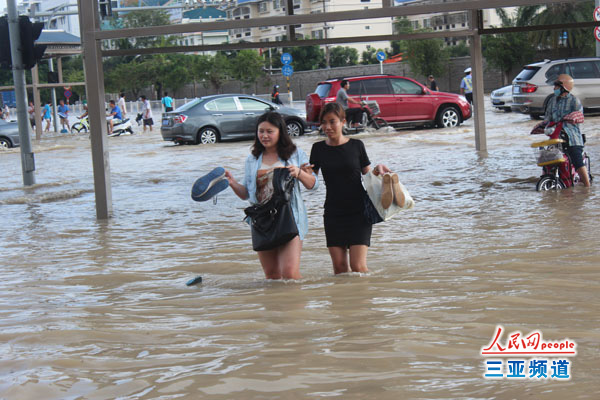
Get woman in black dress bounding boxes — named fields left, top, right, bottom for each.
left=309, top=103, right=390, bottom=275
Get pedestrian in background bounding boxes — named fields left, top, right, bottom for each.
left=43, top=100, right=52, bottom=132
left=118, top=93, right=127, bottom=117
left=161, top=92, right=173, bottom=112
left=460, top=67, right=473, bottom=104
left=2, top=104, right=9, bottom=121
left=271, top=85, right=283, bottom=105
left=428, top=75, right=438, bottom=91
left=141, top=95, right=153, bottom=133
left=28, top=101, right=36, bottom=128
left=58, top=99, right=70, bottom=132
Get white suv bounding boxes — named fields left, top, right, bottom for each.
left=511, top=57, right=600, bottom=119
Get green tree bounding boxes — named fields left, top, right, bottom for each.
left=206, top=53, right=231, bottom=93
left=447, top=42, right=470, bottom=58
left=482, top=8, right=535, bottom=85
left=390, top=17, right=413, bottom=56
left=329, top=46, right=359, bottom=67
left=520, top=2, right=596, bottom=57
left=229, top=50, right=266, bottom=88
left=288, top=44, right=325, bottom=71
left=120, top=10, right=174, bottom=50
left=405, top=38, right=448, bottom=78
left=361, top=47, right=387, bottom=65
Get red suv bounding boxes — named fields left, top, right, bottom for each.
left=306, top=75, right=471, bottom=128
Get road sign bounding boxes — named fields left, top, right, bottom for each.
left=64, top=89, right=72, bottom=98
left=376, top=51, right=387, bottom=62
left=281, top=52, right=292, bottom=65
left=595, top=26, right=600, bottom=42
left=594, top=6, right=600, bottom=21
left=282, top=64, right=293, bottom=77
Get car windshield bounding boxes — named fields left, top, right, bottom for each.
left=315, top=83, right=332, bottom=98
left=174, top=98, right=201, bottom=112
left=514, top=67, right=540, bottom=81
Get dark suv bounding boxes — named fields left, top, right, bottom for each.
left=306, top=75, right=471, bottom=128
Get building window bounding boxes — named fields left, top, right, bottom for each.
left=312, top=30, right=324, bottom=39
left=365, top=26, right=370, bottom=30
left=259, top=2, right=269, bottom=13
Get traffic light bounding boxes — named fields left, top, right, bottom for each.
left=0, top=16, right=11, bottom=70
left=19, top=16, right=46, bottom=70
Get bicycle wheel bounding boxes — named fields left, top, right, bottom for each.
left=536, top=175, right=566, bottom=191
left=70, top=122, right=83, bottom=133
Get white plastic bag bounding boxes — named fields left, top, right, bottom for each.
left=363, top=171, right=414, bottom=221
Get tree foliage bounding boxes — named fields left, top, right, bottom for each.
left=329, top=46, right=359, bottom=67
left=482, top=8, right=535, bottom=85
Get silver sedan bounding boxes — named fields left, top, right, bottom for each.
left=0, top=119, right=21, bottom=148
left=160, top=94, right=307, bottom=145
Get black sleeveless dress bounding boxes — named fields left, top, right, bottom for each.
left=309, top=138, right=372, bottom=247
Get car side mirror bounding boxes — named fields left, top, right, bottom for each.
left=423, top=88, right=429, bottom=95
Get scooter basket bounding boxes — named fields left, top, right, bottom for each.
left=534, top=146, right=564, bottom=166
left=364, top=100, right=380, bottom=116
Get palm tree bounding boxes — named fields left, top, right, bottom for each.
left=520, top=2, right=596, bottom=57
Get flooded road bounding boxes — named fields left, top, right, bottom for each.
left=1, top=101, right=599, bottom=399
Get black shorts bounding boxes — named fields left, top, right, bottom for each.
left=165, top=107, right=173, bottom=112
left=566, top=145, right=585, bottom=170
left=143, top=118, right=154, bottom=126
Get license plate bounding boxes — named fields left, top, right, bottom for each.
left=162, top=119, right=170, bottom=126
left=513, top=86, right=520, bottom=94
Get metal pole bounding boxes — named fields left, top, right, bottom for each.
left=7, top=0, right=36, bottom=185
left=470, top=9, right=487, bottom=152
left=48, top=59, right=58, bottom=132
left=78, top=0, right=113, bottom=219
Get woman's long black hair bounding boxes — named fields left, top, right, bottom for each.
left=251, top=111, right=296, bottom=160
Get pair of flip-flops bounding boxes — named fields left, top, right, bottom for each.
left=191, top=167, right=229, bottom=202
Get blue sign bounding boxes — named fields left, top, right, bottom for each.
left=282, top=64, right=294, bottom=77
left=281, top=52, right=292, bottom=65
left=376, top=51, right=387, bottom=62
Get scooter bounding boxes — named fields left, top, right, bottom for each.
left=108, top=118, right=134, bottom=137
left=344, top=100, right=389, bottom=134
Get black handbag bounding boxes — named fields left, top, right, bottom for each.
left=363, top=190, right=383, bottom=225
left=244, top=167, right=299, bottom=251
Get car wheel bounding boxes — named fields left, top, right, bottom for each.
left=198, top=127, right=219, bottom=144
left=286, top=120, right=303, bottom=137
left=0, top=137, right=11, bottom=149
left=436, top=106, right=460, bottom=128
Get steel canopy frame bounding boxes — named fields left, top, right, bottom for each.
left=78, top=0, right=591, bottom=219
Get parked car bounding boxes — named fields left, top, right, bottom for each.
left=490, top=85, right=513, bottom=112
left=305, top=75, right=471, bottom=128
left=512, top=57, right=600, bottom=119
left=160, top=94, right=307, bottom=145
left=0, top=119, right=21, bottom=149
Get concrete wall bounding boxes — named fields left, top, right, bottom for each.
left=129, top=56, right=528, bottom=103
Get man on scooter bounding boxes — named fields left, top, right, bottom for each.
left=545, top=74, right=590, bottom=187
left=336, top=80, right=364, bottom=127
left=107, top=99, right=123, bottom=135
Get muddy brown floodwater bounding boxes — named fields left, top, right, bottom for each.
left=1, top=101, right=599, bottom=399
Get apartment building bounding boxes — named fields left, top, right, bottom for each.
left=225, top=0, right=393, bottom=54
left=21, top=0, right=81, bottom=37
left=403, top=0, right=512, bottom=47
left=176, top=6, right=229, bottom=55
